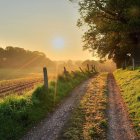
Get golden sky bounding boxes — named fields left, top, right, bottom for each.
left=0, top=0, right=94, bottom=60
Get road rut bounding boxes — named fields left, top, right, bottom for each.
left=107, top=73, right=137, bottom=140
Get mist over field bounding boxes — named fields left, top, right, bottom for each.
left=0, top=46, right=116, bottom=80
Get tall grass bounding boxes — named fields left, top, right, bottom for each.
left=0, top=71, right=92, bottom=140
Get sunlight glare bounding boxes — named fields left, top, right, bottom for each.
left=52, top=37, right=65, bottom=49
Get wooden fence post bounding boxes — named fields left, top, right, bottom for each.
left=79, top=67, right=85, bottom=74
left=64, top=67, right=68, bottom=76
left=43, top=67, right=48, bottom=89
left=64, top=67, right=67, bottom=74
left=87, top=64, right=90, bottom=72
left=132, top=57, right=135, bottom=70
left=91, top=65, right=97, bottom=72
left=91, top=65, right=94, bottom=72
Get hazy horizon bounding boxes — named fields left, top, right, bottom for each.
left=0, top=0, right=95, bottom=61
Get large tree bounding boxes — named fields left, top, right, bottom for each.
left=73, top=0, right=140, bottom=68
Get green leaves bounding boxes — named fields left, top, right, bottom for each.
left=78, top=0, right=140, bottom=68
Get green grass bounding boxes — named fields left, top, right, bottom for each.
left=0, top=71, right=93, bottom=140
left=114, top=69, right=140, bottom=138
left=59, top=73, right=108, bottom=140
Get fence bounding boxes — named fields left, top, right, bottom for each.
left=43, top=64, right=97, bottom=90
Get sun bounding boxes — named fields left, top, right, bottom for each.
left=52, top=37, right=65, bottom=49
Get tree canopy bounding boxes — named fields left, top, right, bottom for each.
left=76, top=0, right=140, bottom=68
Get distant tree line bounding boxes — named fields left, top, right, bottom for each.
left=0, top=46, right=54, bottom=69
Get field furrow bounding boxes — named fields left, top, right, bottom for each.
left=0, top=78, right=43, bottom=97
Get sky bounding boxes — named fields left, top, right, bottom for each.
left=0, top=0, right=94, bottom=60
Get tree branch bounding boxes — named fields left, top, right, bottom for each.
left=94, top=0, right=117, bottom=17
left=94, top=0, right=128, bottom=24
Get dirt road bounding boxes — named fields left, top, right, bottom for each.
left=22, top=73, right=138, bottom=140
left=22, top=77, right=93, bottom=140
left=107, top=73, right=137, bottom=140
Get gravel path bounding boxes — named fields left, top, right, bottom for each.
left=107, top=73, right=138, bottom=140
left=22, top=78, right=93, bottom=140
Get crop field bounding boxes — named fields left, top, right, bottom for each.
left=0, top=77, right=44, bottom=98
left=0, top=68, right=60, bottom=98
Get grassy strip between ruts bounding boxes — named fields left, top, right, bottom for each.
left=59, top=73, right=108, bottom=140
left=114, top=69, right=140, bottom=138
left=0, top=71, right=94, bottom=140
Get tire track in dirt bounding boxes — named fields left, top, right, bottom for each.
left=107, top=73, right=137, bottom=140
left=22, top=77, right=94, bottom=140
